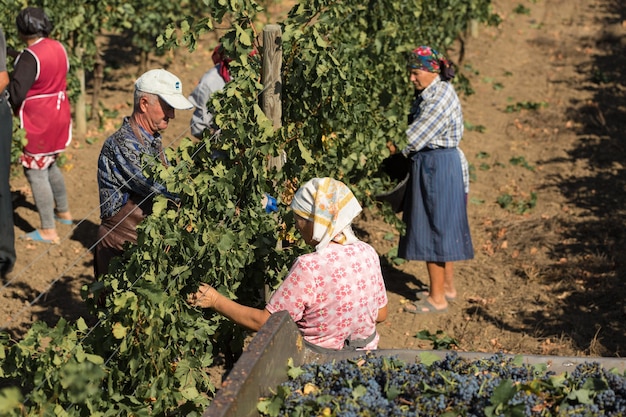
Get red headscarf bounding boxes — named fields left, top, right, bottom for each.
left=212, top=44, right=232, bottom=83
left=407, top=46, right=456, bottom=81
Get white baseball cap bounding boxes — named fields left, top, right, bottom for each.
left=135, top=69, right=194, bottom=110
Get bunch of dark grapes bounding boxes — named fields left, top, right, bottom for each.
left=259, top=352, right=626, bottom=416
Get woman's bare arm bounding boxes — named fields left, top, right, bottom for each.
left=189, top=283, right=271, bottom=332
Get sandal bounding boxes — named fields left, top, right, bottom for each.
left=54, top=215, right=73, bottom=225
left=403, top=298, right=448, bottom=314
left=20, top=230, right=60, bottom=244
left=415, top=290, right=457, bottom=303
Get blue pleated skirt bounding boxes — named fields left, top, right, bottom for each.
left=398, top=148, right=474, bottom=262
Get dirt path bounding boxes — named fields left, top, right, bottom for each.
left=2, top=0, right=625, bottom=363
left=367, top=0, right=626, bottom=356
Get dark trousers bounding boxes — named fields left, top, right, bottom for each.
left=0, top=92, right=16, bottom=277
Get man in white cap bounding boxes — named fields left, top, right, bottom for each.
left=94, top=69, right=193, bottom=279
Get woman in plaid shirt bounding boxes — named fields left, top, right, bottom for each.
left=399, top=46, right=474, bottom=314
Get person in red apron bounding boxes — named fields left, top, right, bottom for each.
left=8, top=7, right=73, bottom=244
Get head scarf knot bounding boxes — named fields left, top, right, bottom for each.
left=291, top=177, right=363, bottom=251
left=407, top=46, right=456, bottom=81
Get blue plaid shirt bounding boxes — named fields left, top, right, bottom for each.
left=97, top=117, right=175, bottom=219
left=402, top=77, right=469, bottom=193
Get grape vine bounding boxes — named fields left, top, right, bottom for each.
left=0, top=0, right=501, bottom=415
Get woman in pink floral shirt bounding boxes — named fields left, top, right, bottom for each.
left=189, top=177, right=388, bottom=352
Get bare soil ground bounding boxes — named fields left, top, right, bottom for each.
left=2, top=0, right=625, bottom=381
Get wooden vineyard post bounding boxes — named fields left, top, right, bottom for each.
left=262, top=24, right=284, bottom=171
left=90, top=51, right=105, bottom=125
left=469, top=19, right=479, bottom=38
left=261, top=24, right=284, bottom=302
left=74, top=46, right=87, bottom=136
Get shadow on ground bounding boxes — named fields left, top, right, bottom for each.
left=528, top=0, right=625, bottom=356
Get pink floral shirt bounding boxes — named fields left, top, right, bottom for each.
left=266, top=240, right=387, bottom=350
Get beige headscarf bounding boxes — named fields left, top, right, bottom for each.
left=290, top=177, right=363, bottom=251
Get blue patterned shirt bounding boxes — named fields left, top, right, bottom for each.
left=97, top=117, right=175, bottom=218
left=402, top=77, right=469, bottom=193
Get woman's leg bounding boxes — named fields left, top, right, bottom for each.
left=443, top=262, right=457, bottom=300
left=23, top=166, right=58, bottom=240
left=404, top=261, right=449, bottom=313
left=48, top=163, right=71, bottom=220
left=425, top=261, right=448, bottom=309
left=416, top=262, right=458, bottom=301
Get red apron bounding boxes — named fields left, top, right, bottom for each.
left=18, top=38, right=71, bottom=168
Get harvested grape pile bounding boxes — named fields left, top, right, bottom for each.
left=258, top=353, right=626, bottom=416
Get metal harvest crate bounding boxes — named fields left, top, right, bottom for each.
left=202, top=310, right=626, bottom=417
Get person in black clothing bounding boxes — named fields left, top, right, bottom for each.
left=0, top=26, right=16, bottom=278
